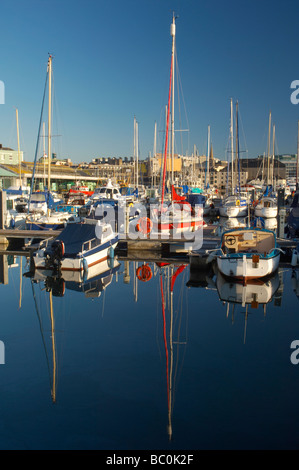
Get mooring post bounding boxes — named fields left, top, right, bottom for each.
left=277, top=188, right=286, bottom=239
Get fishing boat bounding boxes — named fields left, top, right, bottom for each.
left=32, top=218, right=118, bottom=275
left=215, top=227, right=282, bottom=281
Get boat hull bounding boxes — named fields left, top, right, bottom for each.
left=217, top=251, right=280, bottom=281
left=219, top=205, right=248, bottom=218
left=33, top=236, right=118, bottom=272
left=254, top=206, right=278, bottom=218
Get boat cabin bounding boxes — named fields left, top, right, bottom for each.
left=222, top=229, right=276, bottom=255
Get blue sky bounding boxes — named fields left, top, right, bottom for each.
left=0, top=0, right=299, bottom=164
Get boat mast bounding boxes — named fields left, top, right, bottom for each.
left=43, top=122, right=46, bottom=189
left=272, top=124, right=275, bottom=188
left=235, top=101, right=241, bottom=195
left=230, top=98, right=234, bottom=195
left=267, top=111, right=271, bottom=186
left=153, top=121, right=157, bottom=186
left=161, top=22, right=173, bottom=207
left=171, top=14, right=176, bottom=186
left=205, top=125, right=210, bottom=190
left=16, top=108, right=21, bottom=189
left=47, top=55, right=52, bottom=211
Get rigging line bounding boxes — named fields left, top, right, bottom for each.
left=175, top=51, right=190, bottom=155
left=28, top=68, right=48, bottom=207
left=237, top=106, right=249, bottom=156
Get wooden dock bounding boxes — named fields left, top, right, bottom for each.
left=0, top=228, right=62, bottom=241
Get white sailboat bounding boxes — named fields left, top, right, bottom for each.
left=26, top=55, right=78, bottom=231
left=219, top=100, right=248, bottom=218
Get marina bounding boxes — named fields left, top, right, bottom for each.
left=1, top=0, right=299, bottom=453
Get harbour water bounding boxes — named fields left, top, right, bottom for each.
left=0, top=244, right=299, bottom=450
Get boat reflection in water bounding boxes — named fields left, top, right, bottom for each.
left=216, top=270, right=281, bottom=343
left=32, top=258, right=120, bottom=298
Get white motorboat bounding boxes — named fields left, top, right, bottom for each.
left=33, top=218, right=118, bottom=275
left=215, top=227, right=282, bottom=282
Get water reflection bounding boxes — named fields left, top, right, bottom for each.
left=216, top=270, right=282, bottom=343
left=32, top=258, right=121, bottom=298
left=0, top=251, right=298, bottom=448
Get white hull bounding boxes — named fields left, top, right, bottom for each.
left=254, top=206, right=278, bottom=218
left=219, top=205, right=248, bottom=218
left=217, top=252, right=280, bottom=281
left=34, top=238, right=118, bottom=272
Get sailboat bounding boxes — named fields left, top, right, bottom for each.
left=135, top=15, right=203, bottom=236
left=26, top=55, right=78, bottom=231
left=219, top=100, right=248, bottom=218
left=254, top=114, right=278, bottom=219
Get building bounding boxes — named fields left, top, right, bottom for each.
left=277, top=154, right=297, bottom=180
left=0, top=144, right=23, bottom=165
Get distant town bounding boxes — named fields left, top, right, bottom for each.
left=0, top=142, right=296, bottom=194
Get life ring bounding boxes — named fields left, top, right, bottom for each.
left=236, top=199, right=240, bottom=206
left=136, top=217, right=153, bottom=234
left=136, top=264, right=152, bottom=282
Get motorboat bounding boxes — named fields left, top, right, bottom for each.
left=215, top=227, right=282, bottom=281
left=32, top=218, right=118, bottom=275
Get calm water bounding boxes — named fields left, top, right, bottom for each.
left=0, top=249, right=299, bottom=450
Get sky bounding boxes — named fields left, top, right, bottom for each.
left=0, top=0, right=299, bottom=164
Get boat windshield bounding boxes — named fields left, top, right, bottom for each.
left=31, top=193, right=46, bottom=203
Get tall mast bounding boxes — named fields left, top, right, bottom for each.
left=47, top=55, right=52, bottom=202
left=43, top=121, right=46, bottom=189
left=272, top=124, right=275, bottom=187
left=153, top=121, right=157, bottom=186
left=267, top=111, right=271, bottom=186
left=170, top=14, right=176, bottom=186
left=235, top=101, right=241, bottom=194
left=16, top=108, right=21, bottom=188
left=230, top=98, right=234, bottom=194
left=136, top=120, right=139, bottom=191
left=206, top=125, right=210, bottom=189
